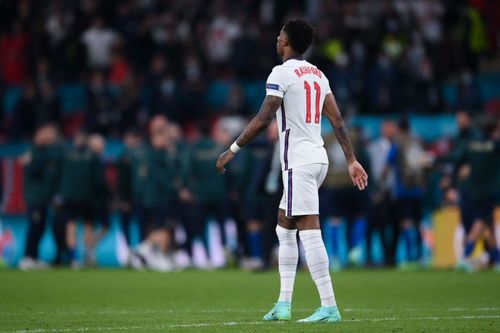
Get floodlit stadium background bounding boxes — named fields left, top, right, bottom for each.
left=0, top=0, right=499, bottom=271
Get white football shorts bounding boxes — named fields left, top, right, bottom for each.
left=279, top=163, right=328, bottom=217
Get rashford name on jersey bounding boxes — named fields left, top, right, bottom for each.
left=294, top=66, right=323, bottom=78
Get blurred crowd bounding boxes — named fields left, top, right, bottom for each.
left=1, top=0, right=499, bottom=271
left=1, top=0, right=499, bottom=140
left=18, top=116, right=280, bottom=270
left=17, top=110, right=500, bottom=271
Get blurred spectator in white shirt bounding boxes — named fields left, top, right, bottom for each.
left=82, top=17, right=119, bottom=69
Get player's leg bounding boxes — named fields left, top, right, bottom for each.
left=83, top=221, right=96, bottom=266
left=296, top=215, right=340, bottom=323
left=264, top=174, right=298, bottom=321
left=131, top=207, right=157, bottom=270
left=324, top=189, right=343, bottom=270
left=458, top=196, right=492, bottom=272
left=119, top=205, right=132, bottom=246
left=243, top=201, right=264, bottom=270
left=66, top=219, right=78, bottom=268
left=479, top=198, right=499, bottom=270
left=413, top=197, right=424, bottom=262
left=136, top=205, right=150, bottom=242
left=485, top=226, right=500, bottom=270
left=149, top=205, right=175, bottom=272
left=263, top=209, right=296, bottom=321
left=459, top=190, right=475, bottom=262
left=379, top=194, right=400, bottom=267
left=261, top=192, right=280, bottom=269
left=276, top=209, right=298, bottom=300
left=83, top=206, right=109, bottom=267
left=367, top=193, right=387, bottom=266
left=52, top=203, right=68, bottom=266
left=179, top=201, right=199, bottom=261
left=348, top=190, right=369, bottom=266
left=64, top=203, right=80, bottom=268
left=293, top=164, right=340, bottom=323
left=460, top=218, right=486, bottom=272
left=398, top=197, right=422, bottom=268
left=20, top=206, right=48, bottom=270
left=96, top=205, right=110, bottom=244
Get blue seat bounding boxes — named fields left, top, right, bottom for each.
left=3, top=87, right=23, bottom=115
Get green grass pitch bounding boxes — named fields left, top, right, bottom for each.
left=1, top=269, right=499, bottom=332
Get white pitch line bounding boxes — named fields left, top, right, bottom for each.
left=447, top=307, right=500, bottom=312
left=348, top=315, right=500, bottom=322
left=343, top=307, right=500, bottom=313
left=3, top=315, right=500, bottom=333
left=1, top=307, right=499, bottom=316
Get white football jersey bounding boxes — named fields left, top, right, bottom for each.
left=266, top=58, right=330, bottom=171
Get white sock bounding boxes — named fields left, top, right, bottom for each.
left=276, top=225, right=298, bottom=302
left=299, top=229, right=337, bottom=307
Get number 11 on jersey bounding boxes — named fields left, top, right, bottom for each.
left=304, top=81, right=321, bottom=124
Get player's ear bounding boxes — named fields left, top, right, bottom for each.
left=283, top=35, right=289, bottom=47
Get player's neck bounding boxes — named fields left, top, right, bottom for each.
left=282, top=52, right=303, bottom=63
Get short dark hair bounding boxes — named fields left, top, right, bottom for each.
left=283, top=19, right=315, bottom=54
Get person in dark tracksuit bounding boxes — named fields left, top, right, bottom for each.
left=367, top=120, right=398, bottom=267
left=86, top=134, right=110, bottom=266
left=386, top=120, right=432, bottom=268
left=56, top=132, right=103, bottom=268
left=246, top=121, right=282, bottom=270
left=449, top=111, right=481, bottom=237
left=167, top=123, right=198, bottom=263
left=437, top=111, right=480, bottom=269
left=125, top=135, right=150, bottom=242
left=130, top=116, right=179, bottom=271
left=19, top=124, right=62, bottom=270
left=189, top=124, right=228, bottom=265
left=117, top=129, right=144, bottom=246
left=239, top=140, right=268, bottom=269
left=321, top=127, right=370, bottom=269
left=456, top=117, right=500, bottom=271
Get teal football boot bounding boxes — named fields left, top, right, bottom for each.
left=263, top=301, right=291, bottom=321
left=297, top=306, right=341, bottom=323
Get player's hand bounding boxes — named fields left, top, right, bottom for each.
left=216, top=150, right=235, bottom=174
left=348, top=160, right=368, bottom=191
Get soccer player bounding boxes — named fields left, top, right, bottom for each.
left=456, top=117, right=500, bottom=271
left=19, top=124, right=62, bottom=270
left=57, top=132, right=103, bottom=268
left=321, top=126, right=370, bottom=269
left=130, top=116, right=178, bottom=272
left=385, top=119, right=430, bottom=268
left=86, top=134, right=110, bottom=266
left=216, top=19, right=368, bottom=323
left=117, top=128, right=144, bottom=245
left=189, top=122, right=228, bottom=267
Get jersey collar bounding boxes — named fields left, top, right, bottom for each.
left=284, top=55, right=304, bottom=63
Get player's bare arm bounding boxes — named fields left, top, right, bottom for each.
left=323, top=92, right=368, bottom=190
left=216, top=95, right=283, bottom=174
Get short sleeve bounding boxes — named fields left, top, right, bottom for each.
left=324, top=75, right=332, bottom=95
left=265, top=67, right=286, bottom=98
